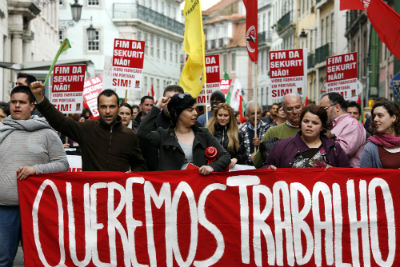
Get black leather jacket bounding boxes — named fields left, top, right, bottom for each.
left=212, top=123, right=247, bottom=164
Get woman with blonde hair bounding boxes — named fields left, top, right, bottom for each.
left=207, top=103, right=246, bottom=168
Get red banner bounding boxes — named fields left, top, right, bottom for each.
left=52, top=64, right=86, bottom=114
left=83, top=76, right=102, bottom=119
left=220, top=79, right=232, bottom=95
left=340, top=0, right=363, bottom=10
left=205, top=55, right=220, bottom=83
left=19, top=168, right=400, bottom=266
left=269, top=49, right=307, bottom=102
left=196, top=55, right=221, bottom=106
left=326, top=52, right=358, bottom=100
left=112, top=39, right=145, bottom=92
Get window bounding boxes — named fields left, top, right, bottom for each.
left=144, top=33, right=148, bottom=55
left=170, top=42, right=173, bottom=62
left=88, top=29, right=100, bottom=51
left=175, top=44, right=179, bottom=64
left=163, top=39, right=167, bottom=61
left=231, top=52, right=236, bottom=72
left=58, top=29, right=64, bottom=43
left=156, top=37, right=160, bottom=57
left=87, top=0, right=99, bottom=6
left=150, top=34, right=154, bottom=56
left=223, top=54, right=228, bottom=72
left=331, top=13, right=334, bottom=43
left=325, top=16, right=329, bottom=46
left=321, top=19, right=324, bottom=44
left=144, top=76, right=148, bottom=92
left=156, top=79, right=160, bottom=96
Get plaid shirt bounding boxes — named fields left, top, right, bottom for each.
left=239, top=120, right=270, bottom=165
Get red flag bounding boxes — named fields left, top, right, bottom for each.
left=366, top=0, right=400, bottom=61
left=356, top=95, right=361, bottom=105
left=239, top=95, right=246, bottom=123
left=243, top=0, right=258, bottom=63
left=342, top=0, right=400, bottom=60
left=340, top=0, right=363, bottom=10
left=149, top=84, right=158, bottom=104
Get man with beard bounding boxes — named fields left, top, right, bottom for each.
left=30, top=81, right=146, bottom=172
left=253, top=94, right=303, bottom=168
left=320, top=92, right=366, bottom=167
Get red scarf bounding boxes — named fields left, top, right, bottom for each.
left=368, top=134, right=400, bottom=148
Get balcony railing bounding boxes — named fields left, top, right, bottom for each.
left=258, top=31, right=273, bottom=43
left=315, top=43, right=331, bottom=64
left=277, top=11, right=292, bottom=34
left=112, top=3, right=184, bottom=35
left=308, top=53, right=315, bottom=69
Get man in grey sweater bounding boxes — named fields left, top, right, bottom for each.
left=0, top=86, right=69, bottom=267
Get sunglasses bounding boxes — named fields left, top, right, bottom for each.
left=177, top=93, right=191, bottom=99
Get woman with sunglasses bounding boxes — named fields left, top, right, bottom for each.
left=263, top=105, right=350, bottom=169
left=206, top=103, right=246, bottom=168
left=361, top=99, right=400, bottom=168
left=138, top=93, right=230, bottom=175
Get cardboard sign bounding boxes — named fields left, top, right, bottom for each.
left=220, top=79, right=232, bottom=95
left=111, top=39, right=145, bottom=92
left=197, top=55, right=220, bottom=106
left=269, top=49, right=307, bottom=102
left=83, top=76, right=102, bottom=119
left=19, top=168, right=400, bottom=267
left=325, top=52, right=358, bottom=100
left=51, top=64, right=86, bottom=114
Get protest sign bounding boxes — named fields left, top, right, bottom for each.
left=325, top=52, right=358, bottom=100
left=19, top=168, right=400, bottom=267
left=220, top=79, right=232, bottom=95
left=269, top=49, right=307, bottom=102
left=83, top=76, right=102, bottom=119
left=51, top=64, right=86, bottom=114
left=112, top=39, right=145, bottom=94
left=197, top=55, right=220, bottom=105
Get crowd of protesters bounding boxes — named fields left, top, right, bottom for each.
left=1, top=73, right=400, bottom=266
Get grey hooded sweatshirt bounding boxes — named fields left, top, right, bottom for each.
left=0, top=115, right=69, bottom=205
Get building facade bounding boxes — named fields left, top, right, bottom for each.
left=0, top=0, right=59, bottom=101
left=203, top=0, right=256, bottom=103
left=257, top=0, right=274, bottom=107
left=58, top=0, right=184, bottom=103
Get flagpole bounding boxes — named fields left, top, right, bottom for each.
left=205, top=86, right=209, bottom=125
left=254, top=62, right=258, bottom=139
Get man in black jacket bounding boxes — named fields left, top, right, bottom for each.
left=30, top=81, right=146, bottom=172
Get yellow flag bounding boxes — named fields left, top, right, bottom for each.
left=179, top=0, right=206, bottom=98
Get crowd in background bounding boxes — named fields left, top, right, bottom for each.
left=1, top=73, right=400, bottom=266
left=1, top=75, right=400, bottom=172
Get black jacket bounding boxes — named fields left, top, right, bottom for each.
left=212, top=123, right=247, bottom=164
left=138, top=106, right=230, bottom=171
left=37, top=97, right=146, bottom=172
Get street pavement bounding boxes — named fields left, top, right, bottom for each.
left=13, top=246, right=24, bottom=267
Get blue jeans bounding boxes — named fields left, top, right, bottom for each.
left=0, top=206, right=21, bottom=267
